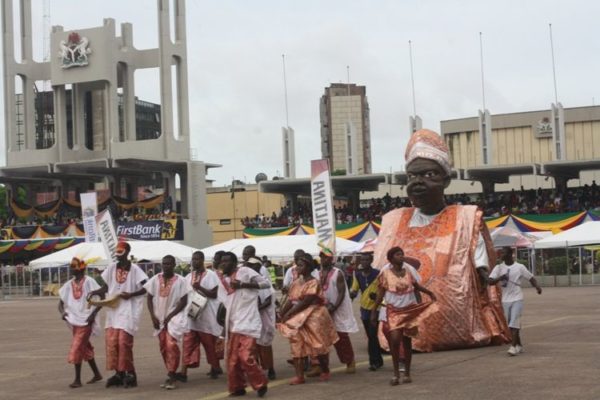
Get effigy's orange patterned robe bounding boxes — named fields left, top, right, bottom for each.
left=373, top=205, right=510, bottom=351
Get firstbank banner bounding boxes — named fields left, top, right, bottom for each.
left=116, top=219, right=183, bottom=241
left=310, top=159, right=336, bottom=255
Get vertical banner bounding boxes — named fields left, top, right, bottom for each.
left=311, top=159, right=336, bottom=254
left=80, top=192, right=98, bottom=243
left=96, top=209, right=118, bottom=261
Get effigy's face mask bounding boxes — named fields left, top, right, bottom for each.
left=406, top=158, right=450, bottom=208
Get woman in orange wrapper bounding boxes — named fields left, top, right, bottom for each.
left=371, top=246, right=438, bottom=386
left=277, top=253, right=339, bottom=385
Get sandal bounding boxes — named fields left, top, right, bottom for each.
left=402, top=375, right=412, bottom=384
left=319, top=372, right=331, bottom=381
left=86, top=375, right=103, bottom=384
left=289, top=376, right=306, bottom=385
left=389, top=376, right=400, bottom=386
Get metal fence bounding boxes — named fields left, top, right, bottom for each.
left=0, top=263, right=162, bottom=300
left=1, top=259, right=598, bottom=300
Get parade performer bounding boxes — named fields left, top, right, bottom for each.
left=316, top=249, right=358, bottom=374
left=58, top=256, right=103, bottom=388
left=179, top=251, right=224, bottom=381
left=373, top=129, right=510, bottom=351
left=219, top=252, right=269, bottom=397
left=278, top=253, right=339, bottom=385
left=144, top=255, right=189, bottom=390
left=88, top=241, right=148, bottom=388
left=372, top=247, right=437, bottom=384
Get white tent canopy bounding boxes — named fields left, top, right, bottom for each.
left=490, top=226, right=551, bottom=248
left=200, top=235, right=363, bottom=261
left=29, top=240, right=200, bottom=270
left=534, top=221, right=600, bottom=249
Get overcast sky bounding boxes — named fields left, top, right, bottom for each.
left=1, top=0, right=600, bottom=186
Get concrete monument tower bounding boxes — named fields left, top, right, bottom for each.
left=1, top=0, right=213, bottom=247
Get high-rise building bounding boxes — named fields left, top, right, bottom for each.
left=320, top=83, right=371, bottom=174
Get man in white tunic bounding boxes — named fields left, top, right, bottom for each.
left=144, top=255, right=189, bottom=390
left=179, top=251, right=224, bottom=381
left=58, top=257, right=103, bottom=388
left=220, top=252, right=269, bottom=397
left=245, top=257, right=277, bottom=380
left=88, top=241, right=148, bottom=388
left=316, top=250, right=358, bottom=374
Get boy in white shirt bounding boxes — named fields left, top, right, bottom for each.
left=144, top=255, right=189, bottom=389
left=58, top=257, right=103, bottom=388
left=489, top=247, right=542, bottom=356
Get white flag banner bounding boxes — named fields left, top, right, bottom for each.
left=96, top=209, right=118, bottom=261
left=80, top=192, right=98, bottom=243
left=310, top=159, right=336, bottom=255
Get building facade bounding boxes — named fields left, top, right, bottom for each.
left=441, top=105, right=600, bottom=193
left=320, top=83, right=371, bottom=175
left=1, top=0, right=214, bottom=248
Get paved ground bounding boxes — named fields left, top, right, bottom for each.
left=1, top=286, right=599, bottom=400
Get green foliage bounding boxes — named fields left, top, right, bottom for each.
left=331, top=169, right=346, bottom=176
left=175, top=263, right=190, bottom=276
left=547, top=256, right=568, bottom=275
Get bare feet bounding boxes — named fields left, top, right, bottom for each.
left=86, top=375, right=103, bottom=384
left=69, top=381, right=82, bottom=388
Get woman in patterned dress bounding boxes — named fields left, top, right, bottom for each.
left=371, top=246, right=437, bottom=385
left=277, top=253, right=338, bottom=385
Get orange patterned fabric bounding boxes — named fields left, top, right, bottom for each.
left=377, top=267, right=439, bottom=335
left=68, top=325, right=95, bottom=364
left=373, top=205, right=510, bottom=351
left=158, top=329, right=180, bottom=373
left=105, top=327, right=135, bottom=372
left=277, top=278, right=338, bottom=358
left=182, top=331, right=220, bottom=369
left=226, top=333, right=268, bottom=393
left=405, top=129, right=452, bottom=175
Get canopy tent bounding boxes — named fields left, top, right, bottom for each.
left=200, top=235, right=363, bottom=262
left=29, top=240, right=200, bottom=270
left=490, top=226, right=551, bottom=248
left=534, top=221, right=600, bottom=249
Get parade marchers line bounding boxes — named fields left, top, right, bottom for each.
left=198, top=315, right=575, bottom=400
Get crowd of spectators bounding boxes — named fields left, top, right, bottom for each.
left=242, top=182, right=600, bottom=228
left=0, top=206, right=173, bottom=229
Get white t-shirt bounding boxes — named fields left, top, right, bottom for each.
left=411, top=208, right=489, bottom=268
left=143, top=273, right=189, bottom=340
left=59, top=276, right=101, bottom=333
left=101, top=263, right=149, bottom=336
left=184, top=269, right=224, bottom=337
left=489, top=262, right=533, bottom=303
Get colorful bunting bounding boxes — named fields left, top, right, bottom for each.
left=243, top=211, right=600, bottom=241
left=0, top=237, right=84, bottom=255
